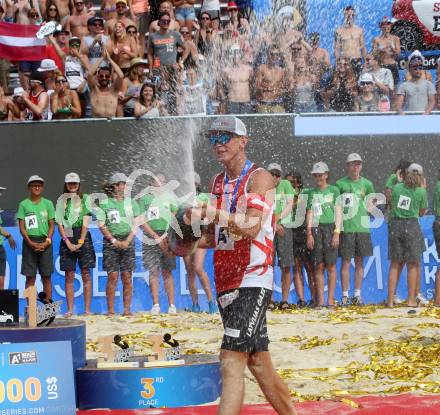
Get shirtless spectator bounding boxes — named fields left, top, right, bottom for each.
left=220, top=44, right=253, bottom=114
left=105, top=0, right=135, bottom=36
left=149, top=1, right=179, bottom=33
left=372, top=17, right=400, bottom=87
left=286, top=39, right=311, bottom=68
left=15, top=0, right=41, bottom=25
left=255, top=45, right=286, bottom=113
left=0, top=0, right=16, bottom=22
left=51, top=75, right=81, bottom=119
left=309, top=32, right=330, bottom=79
left=101, top=0, right=117, bottom=21
left=65, top=0, right=94, bottom=38
left=22, top=72, right=50, bottom=120
left=81, top=17, right=111, bottom=67
left=363, top=53, right=393, bottom=98
left=88, top=48, right=124, bottom=117
left=109, top=21, right=138, bottom=72
left=395, top=57, right=436, bottom=115
left=334, top=5, right=366, bottom=76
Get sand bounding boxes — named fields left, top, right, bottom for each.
left=80, top=305, right=440, bottom=403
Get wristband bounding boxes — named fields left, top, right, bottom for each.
left=334, top=228, right=341, bottom=234
left=78, top=239, right=84, bottom=245
left=46, top=238, right=52, bottom=244
left=62, top=236, right=68, bottom=241
left=110, top=238, right=117, bottom=244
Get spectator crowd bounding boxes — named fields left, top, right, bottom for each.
left=0, top=3, right=440, bottom=120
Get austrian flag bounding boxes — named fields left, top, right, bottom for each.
left=0, top=22, right=46, bottom=61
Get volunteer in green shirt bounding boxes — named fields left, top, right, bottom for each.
left=182, top=173, right=218, bottom=313
left=286, top=171, right=316, bottom=307
left=433, top=175, right=440, bottom=306
left=336, top=153, right=375, bottom=306
left=139, top=173, right=178, bottom=315
left=267, top=163, right=295, bottom=310
left=17, top=175, right=55, bottom=299
left=386, top=163, right=427, bottom=308
left=56, top=172, right=96, bottom=317
left=98, top=172, right=141, bottom=316
left=0, top=186, right=16, bottom=290
left=306, top=162, right=342, bottom=307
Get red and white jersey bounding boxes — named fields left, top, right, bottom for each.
left=211, top=163, right=274, bottom=294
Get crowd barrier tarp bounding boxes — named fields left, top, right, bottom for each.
left=2, top=216, right=439, bottom=314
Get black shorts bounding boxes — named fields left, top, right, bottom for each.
left=311, top=224, right=338, bottom=266
left=59, top=228, right=96, bottom=271
left=21, top=236, right=54, bottom=277
left=339, top=232, right=373, bottom=259
left=218, top=287, right=271, bottom=353
left=273, top=229, right=294, bottom=268
left=103, top=235, right=135, bottom=273
left=388, top=218, right=424, bottom=263
left=0, top=245, right=6, bottom=276
left=292, top=226, right=312, bottom=261
left=142, top=238, right=176, bottom=271
left=433, top=218, right=440, bottom=258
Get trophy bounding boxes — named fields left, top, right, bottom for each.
left=168, top=207, right=206, bottom=257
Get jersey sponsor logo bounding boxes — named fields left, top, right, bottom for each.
left=147, top=206, right=160, bottom=221
left=107, top=209, right=121, bottom=224
left=216, top=227, right=234, bottom=250
left=397, top=195, right=411, bottom=211
left=153, top=37, right=175, bottom=46
left=246, top=288, right=265, bottom=338
left=343, top=193, right=354, bottom=208
left=224, top=327, right=240, bottom=338
left=25, top=214, right=38, bottom=230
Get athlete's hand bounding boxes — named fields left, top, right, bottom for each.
left=331, top=232, right=340, bottom=249
left=306, top=233, right=314, bottom=251
left=275, top=224, right=285, bottom=237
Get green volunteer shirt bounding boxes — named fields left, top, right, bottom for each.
left=275, top=179, right=296, bottom=226
left=391, top=183, right=427, bottom=219
left=336, top=176, right=375, bottom=233
left=98, top=197, right=141, bottom=236
left=433, top=181, right=440, bottom=217
left=139, top=192, right=178, bottom=232
left=385, top=173, right=397, bottom=189
left=57, top=194, right=92, bottom=229
left=16, top=197, right=55, bottom=238
left=307, top=185, right=340, bottom=225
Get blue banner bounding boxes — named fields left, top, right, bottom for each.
left=1, top=217, right=438, bottom=313
left=0, top=341, right=76, bottom=414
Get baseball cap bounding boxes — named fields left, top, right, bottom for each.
left=54, top=28, right=70, bottom=36
left=69, top=36, right=81, bottom=45
left=408, top=50, right=423, bottom=63
left=65, top=172, right=80, bottom=183
left=358, top=72, right=374, bottom=85
left=88, top=16, right=105, bottom=26
left=311, top=162, right=329, bottom=174
left=27, top=175, right=45, bottom=184
left=407, top=163, right=423, bottom=175
left=116, top=0, right=127, bottom=4
left=267, top=163, right=282, bottom=173
left=208, top=116, right=247, bottom=136
left=37, top=59, right=58, bottom=72
left=109, top=172, right=128, bottom=184
left=227, top=1, right=238, bottom=9
left=379, top=16, right=394, bottom=26
left=194, top=172, right=201, bottom=186
left=13, top=87, right=24, bottom=97
left=129, top=57, right=148, bottom=69
left=347, top=153, right=362, bottom=163
left=29, top=72, right=44, bottom=84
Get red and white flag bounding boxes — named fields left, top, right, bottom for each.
left=0, top=22, right=46, bottom=61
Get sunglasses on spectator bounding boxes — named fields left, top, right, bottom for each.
left=74, top=2, right=84, bottom=5
left=338, top=62, right=348, bottom=66
left=410, top=65, right=423, bottom=70
left=127, top=29, right=137, bottom=34
left=290, top=47, right=301, bottom=52
left=29, top=13, right=38, bottom=17
left=270, top=171, right=281, bottom=178
left=56, top=78, right=68, bottom=83
left=159, top=19, right=170, bottom=24
left=208, top=133, right=233, bottom=146
left=360, top=81, right=373, bottom=86
left=48, top=7, right=57, bottom=11
left=201, top=16, right=210, bottom=20
left=180, top=30, right=189, bottom=34
left=98, top=74, right=111, bottom=79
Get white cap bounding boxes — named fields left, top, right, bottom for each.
left=267, top=163, right=282, bottom=173
left=27, top=175, right=45, bottom=184
left=311, top=162, right=329, bottom=174
left=13, top=87, right=24, bottom=97
left=109, top=172, right=128, bottom=184
left=358, top=72, right=374, bottom=85
left=194, top=172, right=201, bottom=185
left=64, top=172, right=80, bottom=183
left=407, top=163, right=423, bottom=175
left=208, top=116, right=247, bottom=136
left=408, top=50, right=423, bottom=62
left=37, top=58, right=58, bottom=72
left=346, top=153, right=362, bottom=163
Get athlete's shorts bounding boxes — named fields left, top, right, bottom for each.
left=311, top=224, right=338, bottom=266
left=103, top=235, right=135, bottom=273
left=175, top=7, right=196, bottom=20
left=218, top=287, right=271, bottom=353
left=21, top=237, right=54, bottom=277
left=433, top=218, right=440, bottom=258
left=339, top=232, right=373, bottom=259
left=292, top=226, right=312, bottom=262
left=273, top=229, right=294, bottom=268
left=388, top=218, right=424, bottom=263
left=59, top=228, right=96, bottom=271
left=0, top=245, right=6, bottom=276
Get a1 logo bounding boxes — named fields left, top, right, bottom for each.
left=397, top=195, right=411, bottom=210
